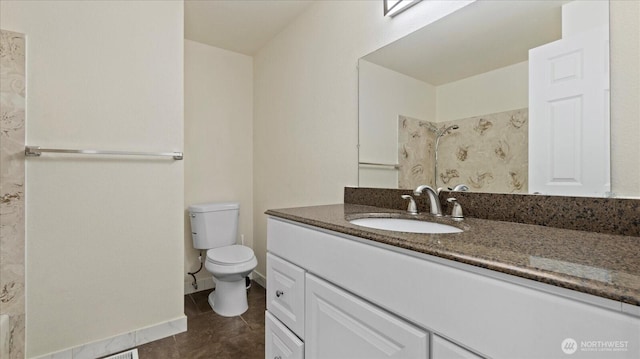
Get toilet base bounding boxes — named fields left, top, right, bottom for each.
left=208, top=279, right=249, bottom=317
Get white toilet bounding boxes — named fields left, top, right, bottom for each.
left=188, top=202, right=257, bottom=317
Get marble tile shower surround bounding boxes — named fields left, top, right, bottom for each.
left=398, top=108, right=528, bottom=193
left=344, top=187, right=640, bottom=237
left=0, top=30, right=26, bottom=359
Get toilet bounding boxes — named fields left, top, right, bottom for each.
left=188, top=202, right=257, bottom=317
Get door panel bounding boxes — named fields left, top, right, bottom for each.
left=305, top=274, right=428, bottom=359
left=529, top=26, right=610, bottom=196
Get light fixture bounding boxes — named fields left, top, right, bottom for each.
left=384, top=0, right=422, bottom=17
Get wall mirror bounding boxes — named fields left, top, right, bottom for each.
left=357, top=0, right=633, bottom=198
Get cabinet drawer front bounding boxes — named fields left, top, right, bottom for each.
left=266, top=311, right=304, bottom=359
left=305, top=274, right=428, bottom=359
left=432, top=335, right=483, bottom=359
left=267, top=253, right=306, bottom=339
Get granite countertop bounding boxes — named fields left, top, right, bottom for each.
left=265, top=203, right=640, bottom=307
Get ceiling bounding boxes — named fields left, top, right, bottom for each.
left=184, top=0, right=314, bottom=56
left=363, top=0, right=567, bottom=85
left=185, top=0, right=568, bottom=83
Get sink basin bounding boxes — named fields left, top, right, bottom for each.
left=349, top=217, right=463, bottom=234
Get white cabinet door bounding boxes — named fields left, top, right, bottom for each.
left=432, top=335, right=483, bottom=359
left=305, top=274, right=428, bottom=359
left=529, top=26, right=610, bottom=196
left=267, top=253, right=306, bottom=339
left=266, top=311, right=304, bottom=359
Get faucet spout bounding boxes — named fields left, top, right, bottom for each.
left=414, top=185, right=443, bottom=216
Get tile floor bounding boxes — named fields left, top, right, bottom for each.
left=136, top=282, right=266, bottom=358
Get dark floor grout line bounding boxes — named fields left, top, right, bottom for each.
left=239, top=314, right=251, bottom=328
left=168, top=335, right=178, bottom=345
left=186, top=292, right=198, bottom=307
left=136, top=285, right=266, bottom=358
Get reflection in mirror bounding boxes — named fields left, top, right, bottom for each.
left=358, top=0, right=628, bottom=198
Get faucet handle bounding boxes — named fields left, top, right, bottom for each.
left=401, top=195, right=418, bottom=215
left=451, top=184, right=470, bottom=192
left=447, top=197, right=464, bottom=220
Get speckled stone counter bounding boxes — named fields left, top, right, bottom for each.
left=344, top=187, right=640, bottom=237
left=265, top=203, right=640, bottom=307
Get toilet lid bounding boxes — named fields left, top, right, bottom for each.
left=207, top=245, right=255, bottom=265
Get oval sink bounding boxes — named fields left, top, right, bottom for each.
left=349, top=217, right=463, bottom=234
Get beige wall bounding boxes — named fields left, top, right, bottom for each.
left=0, top=1, right=184, bottom=357
left=436, top=61, right=529, bottom=122
left=610, top=0, right=640, bottom=198
left=358, top=59, right=435, bottom=188
left=184, top=39, right=254, bottom=290
left=253, top=0, right=474, bottom=277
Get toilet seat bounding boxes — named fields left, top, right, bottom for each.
left=207, top=245, right=255, bottom=265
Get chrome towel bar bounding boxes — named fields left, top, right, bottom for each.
left=358, top=162, right=399, bottom=169
left=25, top=146, right=183, bottom=160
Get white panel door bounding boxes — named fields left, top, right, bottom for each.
left=267, top=253, right=306, bottom=339
left=265, top=311, right=304, bottom=359
left=529, top=26, right=610, bottom=196
left=305, top=274, right=428, bottom=359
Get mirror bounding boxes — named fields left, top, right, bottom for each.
left=358, top=0, right=635, bottom=198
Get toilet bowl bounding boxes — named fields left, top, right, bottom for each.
left=189, top=201, right=256, bottom=317
left=205, top=245, right=257, bottom=317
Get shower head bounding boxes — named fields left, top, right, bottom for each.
left=421, top=122, right=440, bottom=134
left=438, top=124, right=459, bottom=137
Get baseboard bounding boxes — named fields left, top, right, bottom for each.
left=32, top=316, right=187, bottom=359
left=184, top=270, right=267, bottom=294
left=251, top=270, right=267, bottom=289
left=184, top=276, right=215, bottom=295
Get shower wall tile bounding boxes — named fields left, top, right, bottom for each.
left=0, top=29, right=26, bottom=359
left=398, top=116, right=435, bottom=189
left=398, top=109, right=528, bottom=193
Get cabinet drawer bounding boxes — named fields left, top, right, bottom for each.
left=432, top=335, right=483, bottom=359
left=305, top=274, right=428, bottom=359
left=267, top=253, right=306, bottom=339
left=266, top=311, right=304, bottom=359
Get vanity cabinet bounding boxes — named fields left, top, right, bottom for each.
left=266, top=253, right=306, bottom=359
left=266, top=217, right=640, bottom=359
left=267, top=253, right=305, bottom=339
left=305, top=273, right=428, bottom=358
left=265, top=311, right=304, bottom=359
left=265, top=253, right=428, bottom=358
left=432, top=335, right=482, bottom=359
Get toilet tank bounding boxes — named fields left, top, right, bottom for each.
left=188, top=202, right=239, bottom=249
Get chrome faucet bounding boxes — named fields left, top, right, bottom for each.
left=413, top=185, right=443, bottom=216
left=401, top=195, right=418, bottom=215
